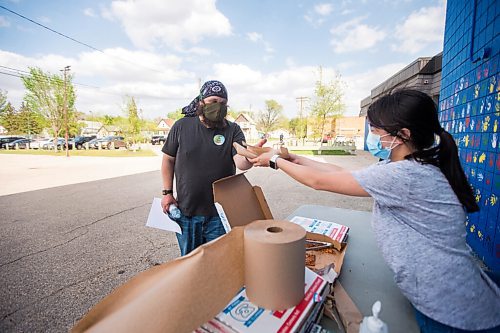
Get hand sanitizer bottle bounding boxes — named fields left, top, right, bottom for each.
left=359, top=301, right=388, bottom=333
left=168, top=204, right=181, bottom=219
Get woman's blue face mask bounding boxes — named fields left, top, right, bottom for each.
left=366, top=131, right=400, bottom=160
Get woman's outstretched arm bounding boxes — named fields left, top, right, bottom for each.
left=250, top=151, right=369, bottom=197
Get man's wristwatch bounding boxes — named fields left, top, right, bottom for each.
left=269, top=154, right=280, bottom=170
left=162, top=189, right=173, bottom=195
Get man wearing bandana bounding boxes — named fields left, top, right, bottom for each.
left=160, top=80, right=265, bottom=256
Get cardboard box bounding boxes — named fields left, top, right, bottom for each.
left=214, top=174, right=348, bottom=280
left=289, top=216, right=349, bottom=281
left=290, top=216, right=349, bottom=247
left=72, top=173, right=350, bottom=333
left=213, top=268, right=327, bottom=333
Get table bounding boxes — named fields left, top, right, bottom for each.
left=287, top=205, right=419, bottom=333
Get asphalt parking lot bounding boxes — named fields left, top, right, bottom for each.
left=0, top=148, right=377, bottom=332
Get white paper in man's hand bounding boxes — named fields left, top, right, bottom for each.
left=146, top=197, right=182, bottom=234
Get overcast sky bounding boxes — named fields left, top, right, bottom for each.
left=0, top=0, right=446, bottom=120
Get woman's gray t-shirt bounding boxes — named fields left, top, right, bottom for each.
left=352, top=159, right=500, bottom=330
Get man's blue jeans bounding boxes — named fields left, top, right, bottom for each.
left=169, top=210, right=226, bottom=256
left=414, top=308, right=500, bottom=333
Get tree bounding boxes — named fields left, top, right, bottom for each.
left=310, top=68, right=345, bottom=144
left=0, top=102, right=18, bottom=133
left=256, top=99, right=283, bottom=135
left=103, top=115, right=114, bottom=125
left=0, top=102, right=44, bottom=136
left=21, top=67, right=76, bottom=144
left=17, top=102, right=45, bottom=136
left=167, top=108, right=183, bottom=120
left=123, top=96, right=141, bottom=144
left=0, top=90, right=7, bottom=114
left=277, top=114, right=289, bottom=130
left=289, top=117, right=307, bottom=138
left=143, top=119, right=159, bottom=132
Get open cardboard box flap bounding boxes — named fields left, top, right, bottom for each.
left=214, top=173, right=347, bottom=276
left=213, top=172, right=273, bottom=226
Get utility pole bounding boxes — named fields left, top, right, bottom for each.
left=89, top=110, right=93, bottom=135
left=26, top=104, right=31, bottom=148
left=296, top=96, right=309, bottom=140
left=62, top=65, right=71, bottom=157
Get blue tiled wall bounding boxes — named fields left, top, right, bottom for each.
left=439, top=0, right=499, bottom=271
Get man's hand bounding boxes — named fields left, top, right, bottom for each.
left=253, top=138, right=267, bottom=147
left=161, top=194, right=178, bottom=214
left=234, top=138, right=267, bottom=170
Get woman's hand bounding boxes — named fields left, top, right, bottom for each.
left=287, top=153, right=301, bottom=164
left=249, top=149, right=279, bottom=167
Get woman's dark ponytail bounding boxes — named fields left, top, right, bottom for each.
left=368, top=89, right=479, bottom=213
left=435, top=130, right=479, bottom=212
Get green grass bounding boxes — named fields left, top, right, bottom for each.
left=288, top=149, right=351, bottom=155
left=0, top=148, right=157, bottom=157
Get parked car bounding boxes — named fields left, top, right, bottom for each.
left=6, top=138, right=33, bottom=149
left=151, top=135, right=167, bottom=145
left=0, top=136, right=26, bottom=149
left=87, top=138, right=100, bottom=149
left=30, top=138, right=52, bottom=149
left=43, top=138, right=66, bottom=149
left=92, top=136, right=127, bottom=149
left=67, top=135, right=96, bottom=150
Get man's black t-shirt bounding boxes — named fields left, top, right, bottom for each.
left=162, top=117, right=246, bottom=216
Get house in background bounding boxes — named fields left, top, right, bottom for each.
left=234, top=113, right=259, bottom=140
left=156, top=118, right=175, bottom=136
left=97, top=125, right=122, bottom=137
left=0, top=125, right=7, bottom=135
left=79, top=121, right=102, bottom=137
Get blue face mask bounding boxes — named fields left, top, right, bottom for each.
left=366, top=131, right=399, bottom=160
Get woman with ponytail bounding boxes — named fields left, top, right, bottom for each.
left=248, top=89, right=499, bottom=332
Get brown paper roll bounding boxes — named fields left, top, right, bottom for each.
left=244, top=220, right=306, bottom=310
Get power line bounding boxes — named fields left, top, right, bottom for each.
left=0, top=68, right=185, bottom=101
left=0, top=65, right=99, bottom=89
left=0, top=65, right=30, bottom=74
left=0, top=5, right=102, bottom=53
left=0, top=5, right=165, bottom=74
left=0, top=71, right=22, bottom=79
left=0, top=70, right=128, bottom=98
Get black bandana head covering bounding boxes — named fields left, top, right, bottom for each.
left=182, top=80, right=228, bottom=117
